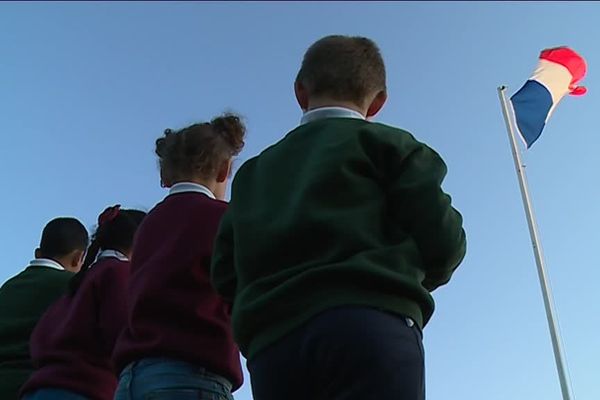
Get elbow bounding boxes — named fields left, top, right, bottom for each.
left=423, top=230, right=467, bottom=291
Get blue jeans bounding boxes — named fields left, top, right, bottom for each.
left=114, top=358, right=234, bottom=400
left=23, top=388, right=88, bottom=400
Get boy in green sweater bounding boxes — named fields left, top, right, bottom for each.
left=0, top=217, right=88, bottom=399
left=211, top=35, right=466, bottom=400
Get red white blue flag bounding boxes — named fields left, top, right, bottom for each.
left=510, top=47, right=587, bottom=148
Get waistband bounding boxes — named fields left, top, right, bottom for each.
left=120, top=357, right=232, bottom=394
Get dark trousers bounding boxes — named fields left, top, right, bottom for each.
left=248, top=306, right=425, bottom=400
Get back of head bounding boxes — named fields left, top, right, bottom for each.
left=68, top=206, right=147, bottom=295
left=90, top=207, right=146, bottom=258
left=38, top=217, right=89, bottom=260
left=155, top=114, right=246, bottom=186
left=296, top=35, right=387, bottom=108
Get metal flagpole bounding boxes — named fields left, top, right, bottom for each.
left=497, top=86, right=574, bottom=400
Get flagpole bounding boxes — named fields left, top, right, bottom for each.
left=497, top=86, right=574, bottom=400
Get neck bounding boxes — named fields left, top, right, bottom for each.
left=36, top=254, right=62, bottom=265
left=174, top=178, right=215, bottom=192
left=172, top=178, right=226, bottom=201
left=114, top=247, right=133, bottom=260
left=306, top=98, right=367, bottom=117
left=51, top=256, right=75, bottom=272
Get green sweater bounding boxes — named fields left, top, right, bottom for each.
left=211, top=118, right=466, bottom=359
left=0, top=265, right=73, bottom=398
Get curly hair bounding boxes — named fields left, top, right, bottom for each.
left=155, top=113, right=246, bottom=183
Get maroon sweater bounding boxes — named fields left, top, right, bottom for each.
left=20, top=257, right=129, bottom=400
left=112, top=192, right=242, bottom=389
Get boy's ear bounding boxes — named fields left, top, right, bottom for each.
left=294, top=81, right=309, bottom=112
left=68, top=249, right=85, bottom=272
left=366, top=90, right=387, bottom=118
left=216, top=160, right=232, bottom=183
left=75, top=250, right=86, bottom=267
left=34, top=248, right=42, bottom=259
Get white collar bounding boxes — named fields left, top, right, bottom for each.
left=300, top=106, right=366, bottom=125
left=168, top=182, right=216, bottom=199
left=96, top=249, right=129, bottom=262
left=28, top=258, right=65, bottom=271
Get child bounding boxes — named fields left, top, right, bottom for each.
left=211, top=35, right=467, bottom=400
left=20, top=206, right=146, bottom=400
left=0, top=218, right=88, bottom=399
left=113, top=115, right=246, bottom=400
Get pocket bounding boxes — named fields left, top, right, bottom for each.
left=145, top=389, right=220, bottom=400
left=407, top=319, right=425, bottom=362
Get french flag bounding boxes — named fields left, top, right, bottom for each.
left=510, top=47, right=587, bottom=148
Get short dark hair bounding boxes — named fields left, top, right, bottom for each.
left=39, top=217, right=89, bottom=259
left=296, top=35, right=387, bottom=106
left=156, top=113, right=246, bottom=182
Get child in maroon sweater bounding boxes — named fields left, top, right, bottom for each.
left=20, top=206, right=146, bottom=400
left=112, top=115, right=246, bottom=400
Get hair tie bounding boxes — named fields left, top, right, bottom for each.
left=98, top=205, right=121, bottom=226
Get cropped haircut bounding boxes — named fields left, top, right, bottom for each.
left=296, top=35, right=387, bottom=106
left=39, top=217, right=89, bottom=259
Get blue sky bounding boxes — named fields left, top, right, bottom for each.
left=1, top=2, right=598, bottom=399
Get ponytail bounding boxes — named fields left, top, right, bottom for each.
left=68, top=205, right=122, bottom=296
left=155, top=113, right=246, bottom=182
left=210, top=114, right=246, bottom=155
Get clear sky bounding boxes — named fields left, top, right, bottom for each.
left=1, top=2, right=598, bottom=399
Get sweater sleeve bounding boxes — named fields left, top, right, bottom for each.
left=386, top=133, right=467, bottom=291
left=211, top=209, right=237, bottom=303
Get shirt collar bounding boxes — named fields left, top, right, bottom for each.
left=168, top=182, right=216, bottom=199
left=300, top=106, right=366, bottom=125
left=28, top=258, right=65, bottom=271
left=96, top=249, right=129, bottom=262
